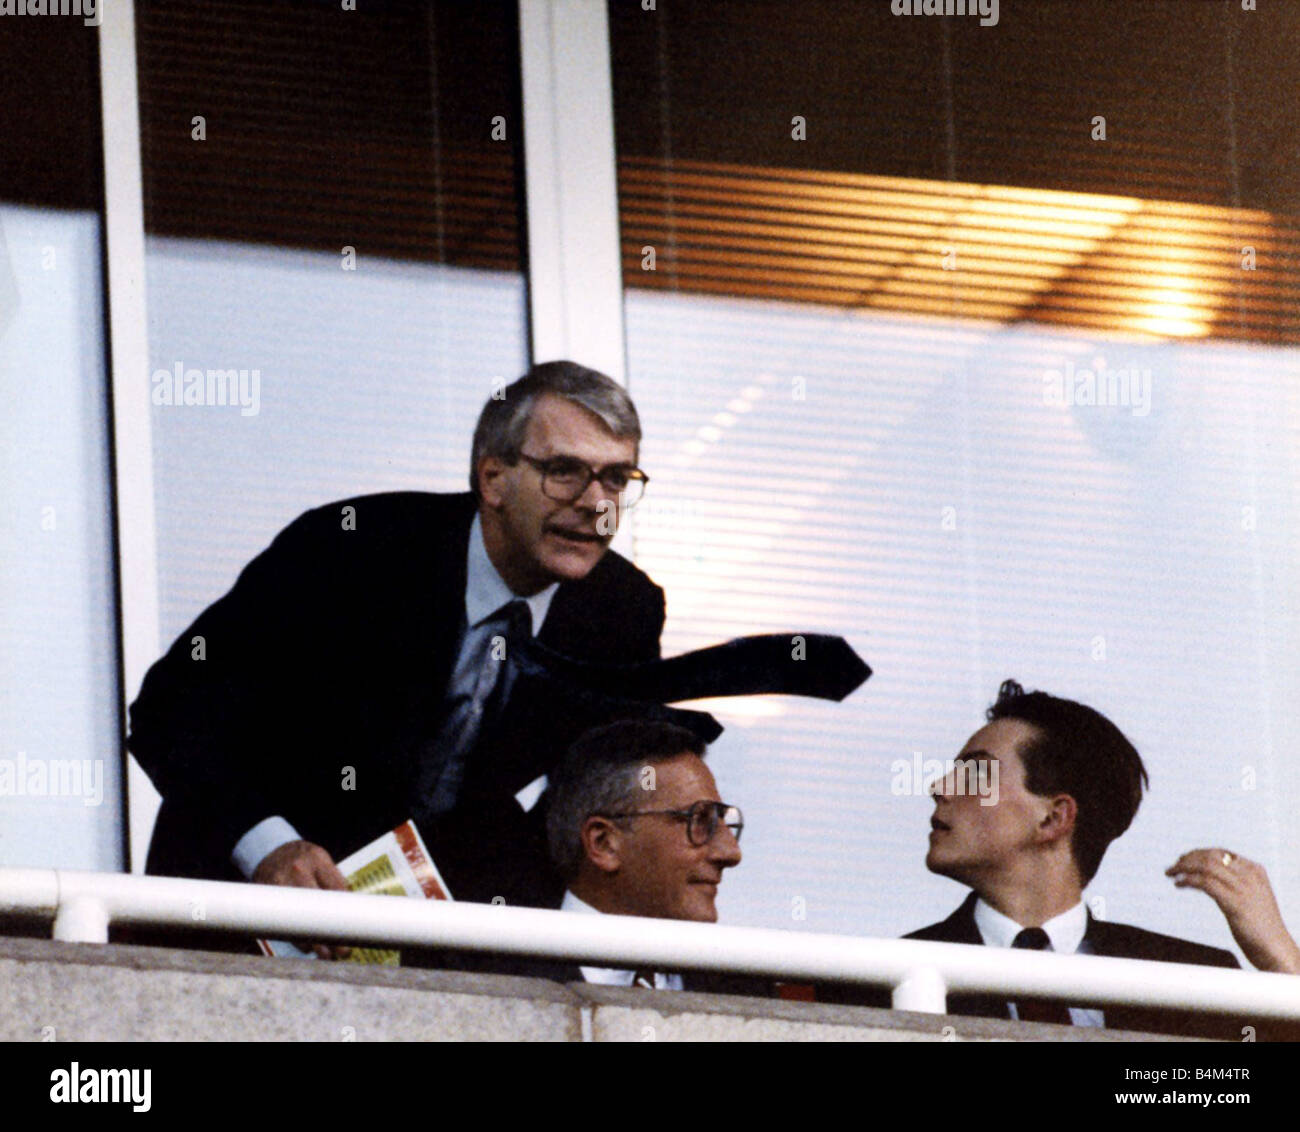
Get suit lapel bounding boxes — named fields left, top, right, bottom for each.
left=391, top=497, right=476, bottom=793
left=941, top=892, right=984, bottom=944
left=936, top=894, right=1013, bottom=1020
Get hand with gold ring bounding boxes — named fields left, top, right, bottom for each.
left=1167, top=848, right=1300, bottom=974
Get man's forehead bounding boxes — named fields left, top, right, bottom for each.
left=526, top=395, right=637, bottom=458
left=646, top=752, right=718, bottom=802
left=961, top=718, right=1035, bottom=760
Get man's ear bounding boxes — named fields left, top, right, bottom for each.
left=1037, top=794, right=1078, bottom=846
left=580, top=815, right=624, bottom=875
left=478, top=455, right=510, bottom=508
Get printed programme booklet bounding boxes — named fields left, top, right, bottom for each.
left=257, top=820, right=452, bottom=964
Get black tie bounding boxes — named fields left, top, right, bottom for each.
left=418, top=599, right=532, bottom=815
left=481, top=600, right=533, bottom=723
left=412, top=628, right=869, bottom=829
left=1010, top=928, right=1072, bottom=1026
left=520, top=632, right=870, bottom=703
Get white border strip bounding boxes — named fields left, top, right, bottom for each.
left=518, top=0, right=627, bottom=383
left=98, top=0, right=164, bottom=873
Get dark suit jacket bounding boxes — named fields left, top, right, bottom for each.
left=128, top=491, right=666, bottom=906
left=822, top=892, right=1245, bottom=1040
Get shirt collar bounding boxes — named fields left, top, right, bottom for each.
left=561, top=889, right=600, bottom=916
left=559, top=891, right=686, bottom=990
left=465, top=513, right=558, bottom=634
left=973, top=896, right=1089, bottom=954
left=561, top=890, right=632, bottom=986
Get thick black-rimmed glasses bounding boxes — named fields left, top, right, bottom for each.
left=601, top=800, right=744, bottom=847
left=518, top=452, right=648, bottom=507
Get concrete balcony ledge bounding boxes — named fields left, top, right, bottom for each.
left=0, top=937, right=1202, bottom=1042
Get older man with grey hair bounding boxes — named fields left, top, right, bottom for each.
left=130, top=361, right=670, bottom=943
left=546, top=719, right=743, bottom=927
left=484, top=717, right=765, bottom=994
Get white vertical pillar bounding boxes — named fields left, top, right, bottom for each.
left=53, top=895, right=111, bottom=944
left=99, top=0, right=164, bottom=872
left=892, top=966, right=948, bottom=1014
left=517, top=0, right=627, bottom=384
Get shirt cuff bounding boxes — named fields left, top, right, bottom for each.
left=231, top=816, right=302, bottom=879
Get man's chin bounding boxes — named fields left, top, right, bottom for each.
left=679, top=895, right=718, bottom=923
left=925, top=851, right=964, bottom=882
left=541, top=542, right=608, bottom=581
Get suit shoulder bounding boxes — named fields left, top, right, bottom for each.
left=1090, top=920, right=1239, bottom=968
left=545, top=548, right=665, bottom=662
left=578, top=545, right=658, bottom=593
left=904, top=894, right=979, bottom=944
left=904, top=920, right=958, bottom=942
left=265, top=492, right=473, bottom=561
left=294, top=491, right=474, bottom=535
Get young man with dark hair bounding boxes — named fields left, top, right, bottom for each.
left=827, top=681, right=1241, bottom=1037
left=914, top=679, right=1239, bottom=1036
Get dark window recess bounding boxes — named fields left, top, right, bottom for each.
left=0, top=18, right=102, bottom=208
left=609, top=0, right=1300, bottom=345
left=136, top=0, right=524, bottom=271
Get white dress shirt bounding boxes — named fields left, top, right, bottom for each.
left=561, top=890, right=685, bottom=990
left=232, top=513, right=557, bottom=877
left=973, top=897, right=1105, bottom=1027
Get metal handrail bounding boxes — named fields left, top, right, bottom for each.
left=3, top=866, right=1298, bottom=1020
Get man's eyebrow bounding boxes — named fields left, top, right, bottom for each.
left=955, top=749, right=994, bottom=762
left=542, top=453, right=634, bottom=467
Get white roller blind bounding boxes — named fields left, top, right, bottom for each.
left=626, top=287, right=1300, bottom=953
left=145, top=238, right=528, bottom=641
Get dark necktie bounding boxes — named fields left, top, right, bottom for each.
left=419, top=599, right=532, bottom=815
left=520, top=632, right=870, bottom=704
left=414, top=627, right=870, bottom=829
left=1010, top=927, right=1073, bottom=1026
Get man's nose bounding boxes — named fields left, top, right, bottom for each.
left=573, top=474, right=612, bottom=514
left=710, top=824, right=742, bottom=867
left=929, top=769, right=954, bottom=799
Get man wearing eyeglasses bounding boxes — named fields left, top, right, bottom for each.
left=129, top=361, right=673, bottom=934
left=519, top=718, right=758, bottom=992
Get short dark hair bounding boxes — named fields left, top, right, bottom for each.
left=987, top=679, right=1148, bottom=884
left=469, top=360, right=641, bottom=498
left=544, top=719, right=706, bottom=881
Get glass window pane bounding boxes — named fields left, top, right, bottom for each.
left=610, top=0, right=1300, bottom=952
left=0, top=18, right=122, bottom=870
left=135, top=0, right=529, bottom=642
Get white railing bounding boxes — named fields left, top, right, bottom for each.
left=3, top=866, right=1299, bottom=1021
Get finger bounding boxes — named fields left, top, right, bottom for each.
left=286, top=857, right=329, bottom=889
left=304, top=851, right=349, bottom=892
left=316, top=862, right=350, bottom=892
left=1172, top=871, right=1237, bottom=908
left=1167, top=850, right=1213, bottom=875
left=1166, top=848, right=1233, bottom=875
left=1169, top=862, right=1243, bottom=899
left=1169, top=859, right=1229, bottom=881
left=315, top=943, right=353, bottom=961
left=1169, top=851, right=1245, bottom=884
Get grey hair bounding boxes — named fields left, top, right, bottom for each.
left=469, top=360, right=641, bottom=497
left=544, top=719, right=706, bottom=882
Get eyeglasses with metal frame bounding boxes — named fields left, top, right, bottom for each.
left=599, top=800, right=744, bottom=847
